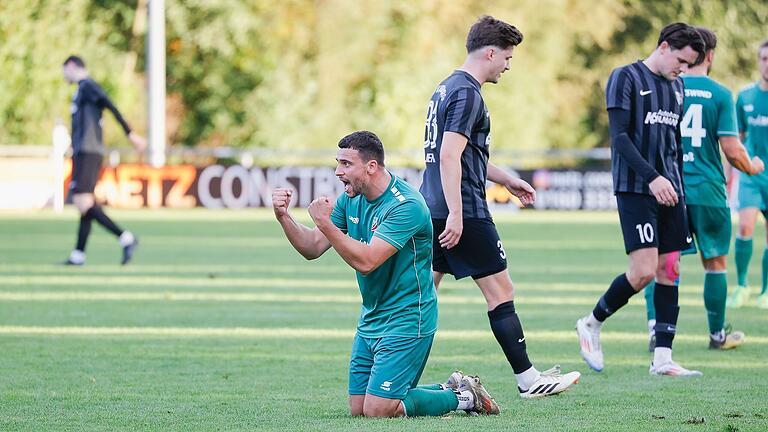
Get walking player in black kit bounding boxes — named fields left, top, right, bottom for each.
left=62, top=55, right=145, bottom=266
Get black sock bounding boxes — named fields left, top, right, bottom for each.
left=653, top=283, right=679, bottom=348
left=87, top=205, right=123, bottom=237
left=488, top=301, right=533, bottom=374
left=76, top=212, right=93, bottom=251
left=592, top=273, right=637, bottom=322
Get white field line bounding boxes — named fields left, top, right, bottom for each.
left=0, top=290, right=707, bottom=306
left=0, top=326, right=765, bottom=345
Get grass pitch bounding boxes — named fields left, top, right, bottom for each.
left=1, top=209, right=766, bottom=431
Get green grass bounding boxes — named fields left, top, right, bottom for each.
left=1, top=209, right=767, bottom=431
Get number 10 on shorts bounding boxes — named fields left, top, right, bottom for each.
left=635, top=223, right=654, bottom=244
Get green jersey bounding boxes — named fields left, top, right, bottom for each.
left=330, top=173, right=437, bottom=338
left=680, top=76, right=739, bottom=207
left=737, top=82, right=768, bottom=188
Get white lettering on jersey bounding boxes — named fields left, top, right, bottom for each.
left=348, top=216, right=359, bottom=224
left=748, top=115, right=768, bottom=127
left=684, top=89, right=712, bottom=99
left=644, top=110, right=680, bottom=127
left=425, top=152, right=436, bottom=163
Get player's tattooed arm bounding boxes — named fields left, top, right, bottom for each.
left=721, top=136, right=764, bottom=176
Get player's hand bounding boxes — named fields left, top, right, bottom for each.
left=439, top=212, right=463, bottom=249
left=308, top=196, right=333, bottom=227
left=751, top=156, right=765, bottom=175
left=648, top=176, right=678, bottom=206
left=272, top=188, right=293, bottom=218
left=505, top=177, right=536, bottom=206
left=128, top=132, right=147, bottom=153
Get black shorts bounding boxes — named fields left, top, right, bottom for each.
left=616, top=192, right=692, bottom=254
left=70, top=153, right=103, bottom=194
left=432, top=218, right=508, bottom=280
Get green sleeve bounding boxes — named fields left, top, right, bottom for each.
left=330, top=195, right=347, bottom=233
left=717, top=88, right=738, bottom=137
left=373, top=201, right=428, bottom=250
left=736, top=93, right=747, bottom=134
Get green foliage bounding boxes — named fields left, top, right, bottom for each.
left=1, top=0, right=767, bottom=158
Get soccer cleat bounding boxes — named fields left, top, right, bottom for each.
left=576, top=317, right=604, bottom=372
left=757, top=293, right=768, bottom=309
left=519, top=365, right=580, bottom=399
left=649, top=360, right=703, bottom=377
left=726, top=285, right=750, bottom=309
left=62, top=259, right=84, bottom=266
left=443, top=370, right=465, bottom=390
left=121, top=237, right=139, bottom=265
left=62, top=250, right=85, bottom=266
left=459, top=375, right=500, bottom=415
left=709, top=326, right=745, bottom=350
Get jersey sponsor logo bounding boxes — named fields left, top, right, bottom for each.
left=747, top=115, right=768, bottom=127
left=686, top=236, right=692, bottom=243
left=684, top=89, right=712, bottom=99
left=644, top=110, right=680, bottom=127
left=380, top=381, right=392, bottom=392
left=371, top=216, right=379, bottom=232
left=390, top=186, right=406, bottom=202
left=437, top=85, right=447, bottom=101
left=744, top=104, right=754, bottom=113
left=349, top=216, right=359, bottom=224
left=639, top=89, right=652, bottom=96
left=675, top=91, right=683, bottom=105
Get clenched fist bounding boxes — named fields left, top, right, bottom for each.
left=272, top=188, right=293, bottom=218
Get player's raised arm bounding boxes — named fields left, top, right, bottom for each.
left=273, top=188, right=332, bottom=260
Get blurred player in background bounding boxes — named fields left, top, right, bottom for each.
left=575, top=23, right=706, bottom=376
left=643, top=27, right=763, bottom=351
left=273, top=131, right=500, bottom=417
left=727, top=39, right=768, bottom=309
left=419, top=15, right=580, bottom=398
left=61, top=55, right=144, bottom=266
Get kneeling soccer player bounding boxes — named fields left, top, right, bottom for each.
left=273, top=130, right=499, bottom=417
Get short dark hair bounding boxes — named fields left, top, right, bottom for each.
left=338, top=131, right=385, bottom=166
left=63, top=55, right=86, bottom=68
left=695, top=27, right=717, bottom=52
left=657, top=23, right=706, bottom=64
left=466, top=15, right=523, bottom=53
left=759, top=39, right=768, bottom=55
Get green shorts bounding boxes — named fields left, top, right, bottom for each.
left=686, top=205, right=731, bottom=259
left=348, top=333, right=433, bottom=399
left=737, top=177, right=768, bottom=211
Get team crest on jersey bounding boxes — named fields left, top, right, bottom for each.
left=675, top=91, right=683, bottom=106
left=371, top=216, right=379, bottom=232
left=437, top=85, right=447, bottom=101
left=745, top=104, right=754, bottom=113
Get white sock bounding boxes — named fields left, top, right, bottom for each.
left=119, top=231, right=135, bottom=247
left=585, top=313, right=603, bottom=330
left=455, top=390, right=473, bottom=411
left=653, top=347, right=672, bottom=366
left=69, top=249, right=85, bottom=264
left=515, top=366, right=541, bottom=391
left=648, top=319, right=656, bottom=334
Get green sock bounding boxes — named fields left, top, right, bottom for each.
left=762, top=248, right=768, bottom=295
left=643, top=281, right=656, bottom=321
left=416, top=384, right=443, bottom=391
left=735, top=237, right=753, bottom=287
left=703, top=272, right=727, bottom=334
left=402, top=388, right=458, bottom=417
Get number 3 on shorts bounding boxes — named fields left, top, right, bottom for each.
left=497, top=240, right=507, bottom=259
left=635, top=223, right=654, bottom=244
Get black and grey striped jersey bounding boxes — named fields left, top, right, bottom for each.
left=606, top=61, right=685, bottom=196
left=70, top=78, right=132, bottom=155
left=420, top=70, right=491, bottom=219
